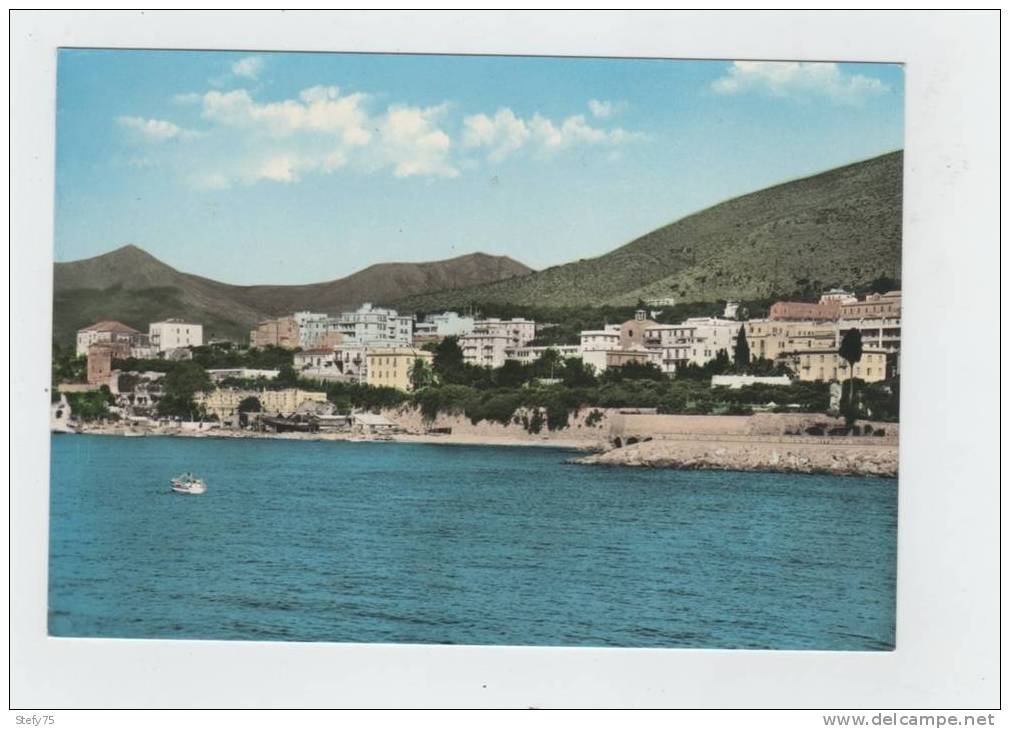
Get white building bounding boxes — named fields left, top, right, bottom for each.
left=293, top=311, right=332, bottom=349
left=332, top=343, right=369, bottom=381
left=837, top=316, right=901, bottom=355
left=414, top=311, right=476, bottom=340
left=293, top=348, right=338, bottom=370
left=579, top=328, right=621, bottom=352
left=505, top=345, right=581, bottom=366
left=682, top=317, right=741, bottom=363
left=149, top=319, right=203, bottom=352
left=461, top=333, right=512, bottom=369
left=819, top=288, right=859, bottom=305
left=336, top=303, right=412, bottom=345
left=460, top=318, right=537, bottom=368
left=581, top=348, right=662, bottom=375
left=76, top=320, right=150, bottom=357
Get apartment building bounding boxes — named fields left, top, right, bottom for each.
left=581, top=348, right=662, bottom=374
left=837, top=316, right=902, bottom=354
left=413, top=311, right=476, bottom=344
left=505, top=345, right=581, bottom=366
left=579, top=327, right=621, bottom=352
left=745, top=320, right=839, bottom=362
left=461, top=333, right=513, bottom=369
left=337, top=303, right=413, bottom=345
left=769, top=300, right=841, bottom=321
left=365, top=347, right=434, bottom=391
left=76, top=320, right=151, bottom=357
left=250, top=317, right=300, bottom=349
left=293, top=348, right=338, bottom=370
left=643, top=324, right=697, bottom=373
left=460, top=318, right=536, bottom=368
left=149, top=319, right=203, bottom=352
left=783, top=349, right=891, bottom=384
left=292, top=311, right=333, bottom=349
left=840, top=290, right=902, bottom=319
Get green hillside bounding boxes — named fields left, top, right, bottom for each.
left=392, top=151, right=903, bottom=312
left=52, top=247, right=532, bottom=346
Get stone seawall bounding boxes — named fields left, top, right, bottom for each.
left=573, top=437, right=898, bottom=478
left=383, top=405, right=898, bottom=446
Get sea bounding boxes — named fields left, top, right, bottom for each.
left=48, top=434, right=897, bottom=650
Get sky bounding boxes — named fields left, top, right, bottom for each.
left=54, top=50, right=904, bottom=285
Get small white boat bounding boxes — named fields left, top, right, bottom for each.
left=171, top=473, right=207, bottom=495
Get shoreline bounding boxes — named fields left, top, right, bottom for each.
left=57, top=420, right=897, bottom=478
left=57, top=426, right=596, bottom=451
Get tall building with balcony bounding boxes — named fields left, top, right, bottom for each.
left=460, top=318, right=536, bottom=368
left=292, top=311, right=333, bottom=349
left=336, top=303, right=413, bottom=345
left=149, top=319, right=203, bottom=352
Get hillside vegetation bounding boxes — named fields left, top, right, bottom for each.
left=52, top=246, right=531, bottom=345
left=392, top=151, right=903, bottom=311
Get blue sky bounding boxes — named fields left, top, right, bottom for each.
left=54, top=50, right=904, bottom=285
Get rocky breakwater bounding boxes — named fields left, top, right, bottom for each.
left=572, top=436, right=898, bottom=478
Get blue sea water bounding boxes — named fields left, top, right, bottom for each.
left=48, top=434, right=897, bottom=649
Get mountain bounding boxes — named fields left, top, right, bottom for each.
left=52, top=247, right=532, bottom=346
left=391, top=151, right=904, bottom=312
left=53, top=151, right=903, bottom=346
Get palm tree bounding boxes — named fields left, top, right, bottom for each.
left=839, top=328, right=864, bottom=421
left=408, top=358, right=434, bottom=391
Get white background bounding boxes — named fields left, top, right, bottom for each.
left=8, top=9, right=1002, bottom=712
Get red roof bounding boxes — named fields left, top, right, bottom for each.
left=80, top=320, right=141, bottom=334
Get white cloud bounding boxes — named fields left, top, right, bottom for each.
left=231, top=56, right=265, bottom=80
left=379, top=104, right=457, bottom=179
left=463, top=107, right=643, bottom=160
left=119, top=86, right=646, bottom=188
left=711, top=61, right=889, bottom=104
left=530, top=113, right=645, bottom=153
left=116, top=115, right=196, bottom=141
left=462, top=108, right=530, bottom=162
left=588, top=99, right=626, bottom=119
left=201, top=87, right=372, bottom=145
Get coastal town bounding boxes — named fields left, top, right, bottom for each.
left=51, top=287, right=901, bottom=476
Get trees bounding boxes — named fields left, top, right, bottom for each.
left=839, top=328, right=864, bottom=421
left=733, top=325, right=751, bottom=368
left=532, top=347, right=563, bottom=380
left=275, top=363, right=299, bottom=387
left=495, top=359, right=529, bottom=389
left=237, top=396, right=262, bottom=413
left=157, top=362, right=212, bottom=418
left=432, top=336, right=465, bottom=383
left=600, top=360, right=666, bottom=383
left=408, top=357, right=435, bottom=391
left=560, top=357, right=597, bottom=388
left=237, top=396, right=262, bottom=428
